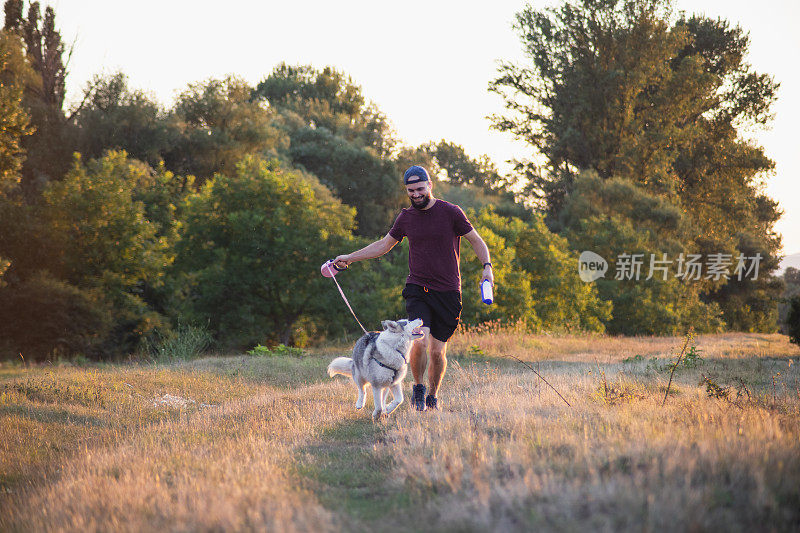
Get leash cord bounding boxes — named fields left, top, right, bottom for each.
left=502, top=353, right=572, bottom=407
left=330, top=273, right=369, bottom=335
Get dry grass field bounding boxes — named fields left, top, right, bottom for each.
left=2, top=329, right=799, bottom=532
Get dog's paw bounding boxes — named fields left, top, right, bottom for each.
left=372, top=410, right=386, bottom=421
left=355, top=402, right=363, bottom=410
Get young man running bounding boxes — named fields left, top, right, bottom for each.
left=334, top=165, right=493, bottom=411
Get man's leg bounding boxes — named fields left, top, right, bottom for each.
left=427, top=337, right=448, bottom=398
left=408, top=326, right=430, bottom=384
left=409, top=326, right=430, bottom=411
left=422, top=289, right=460, bottom=411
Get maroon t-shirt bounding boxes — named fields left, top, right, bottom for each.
left=389, top=199, right=474, bottom=292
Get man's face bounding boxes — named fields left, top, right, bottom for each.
left=406, top=181, right=433, bottom=209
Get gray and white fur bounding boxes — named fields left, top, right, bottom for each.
left=328, top=318, right=424, bottom=420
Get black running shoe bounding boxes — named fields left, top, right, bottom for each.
left=425, top=395, right=439, bottom=410
left=412, top=384, right=427, bottom=411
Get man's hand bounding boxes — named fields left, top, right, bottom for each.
left=333, top=255, right=352, bottom=269
left=481, top=264, right=494, bottom=286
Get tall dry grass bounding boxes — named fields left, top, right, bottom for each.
left=1, top=332, right=798, bottom=532
left=381, top=328, right=800, bottom=531
left=0, top=361, right=348, bottom=532
left=451, top=320, right=798, bottom=363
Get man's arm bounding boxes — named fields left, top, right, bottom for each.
left=334, top=233, right=399, bottom=269
left=463, top=229, right=494, bottom=285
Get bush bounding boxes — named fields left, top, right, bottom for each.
left=0, top=272, right=111, bottom=360
left=145, top=324, right=212, bottom=361
left=787, top=295, right=800, bottom=346
left=246, top=344, right=304, bottom=357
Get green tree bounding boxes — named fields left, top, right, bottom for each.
left=491, top=0, right=782, bottom=332
left=430, top=140, right=506, bottom=191
left=437, top=181, right=528, bottom=221
left=71, top=72, right=177, bottom=168
left=787, top=295, right=800, bottom=347
left=4, top=0, right=74, bottom=197
left=254, top=63, right=395, bottom=157
left=0, top=31, right=31, bottom=194
left=777, top=267, right=800, bottom=334
left=288, top=126, right=403, bottom=236
left=174, top=157, right=357, bottom=347
left=254, top=64, right=405, bottom=236
left=165, top=76, right=288, bottom=184
left=40, top=151, right=171, bottom=353
left=459, top=209, right=532, bottom=327
left=0, top=28, right=34, bottom=314
left=460, top=207, right=610, bottom=332
left=561, top=172, right=723, bottom=335
left=0, top=151, right=173, bottom=359
left=394, top=144, right=440, bottom=180
left=514, top=215, right=612, bottom=332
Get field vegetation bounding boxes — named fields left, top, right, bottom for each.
left=2, top=329, right=798, bottom=532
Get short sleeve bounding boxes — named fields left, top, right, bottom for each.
left=388, top=211, right=406, bottom=241
left=452, top=205, right=473, bottom=236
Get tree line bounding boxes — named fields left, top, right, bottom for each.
left=0, top=0, right=791, bottom=360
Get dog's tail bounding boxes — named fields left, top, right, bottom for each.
left=327, top=357, right=354, bottom=378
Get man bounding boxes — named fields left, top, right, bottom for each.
left=334, top=165, right=493, bottom=411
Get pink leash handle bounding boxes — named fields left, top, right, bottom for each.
left=321, top=259, right=347, bottom=278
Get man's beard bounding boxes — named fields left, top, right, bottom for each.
left=410, top=194, right=431, bottom=209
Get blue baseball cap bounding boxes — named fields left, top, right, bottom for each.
left=403, top=165, right=430, bottom=185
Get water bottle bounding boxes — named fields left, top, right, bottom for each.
left=321, top=259, right=346, bottom=278
left=480, top=279, right=493, bottom=305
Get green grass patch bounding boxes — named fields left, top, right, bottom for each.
left=295, top=416, right=417, bottom=527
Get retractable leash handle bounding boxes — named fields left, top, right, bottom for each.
left=320, top=259, right=347, bottom=278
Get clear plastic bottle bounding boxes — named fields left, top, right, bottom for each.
left=480, top=279, right=493, bottom=305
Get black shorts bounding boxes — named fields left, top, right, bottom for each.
left=402, top=283, right=462, bottom=343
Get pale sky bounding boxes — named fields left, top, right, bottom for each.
left=51, top=0, right=799, bottom=254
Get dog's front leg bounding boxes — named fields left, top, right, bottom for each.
left=382, top=387, right=391, bottom=406
left=355, top=379, right=366, bottom=410
left=385, top=383, right=404, bottom=414
left=372, top=386, right=386, bottom=420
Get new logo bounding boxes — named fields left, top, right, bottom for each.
left=579, top=251, right=608, bottom=282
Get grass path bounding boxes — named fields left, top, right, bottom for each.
left=191, top=353, right=429, bottom=527
left=296, top=416, right=415, bottom=529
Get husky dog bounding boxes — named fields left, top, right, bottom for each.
left=328, top=318, right=424, bottom=420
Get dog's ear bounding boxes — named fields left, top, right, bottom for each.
left=381, top=320, right=400, bottom=332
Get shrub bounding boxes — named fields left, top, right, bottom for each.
left=146, top=324, right=212, bottom=361
left=0, top=272, right=111, bottom=360
left=787, top=295, right=800, bottom=346
left=246, top=344, right=304, bottom=357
